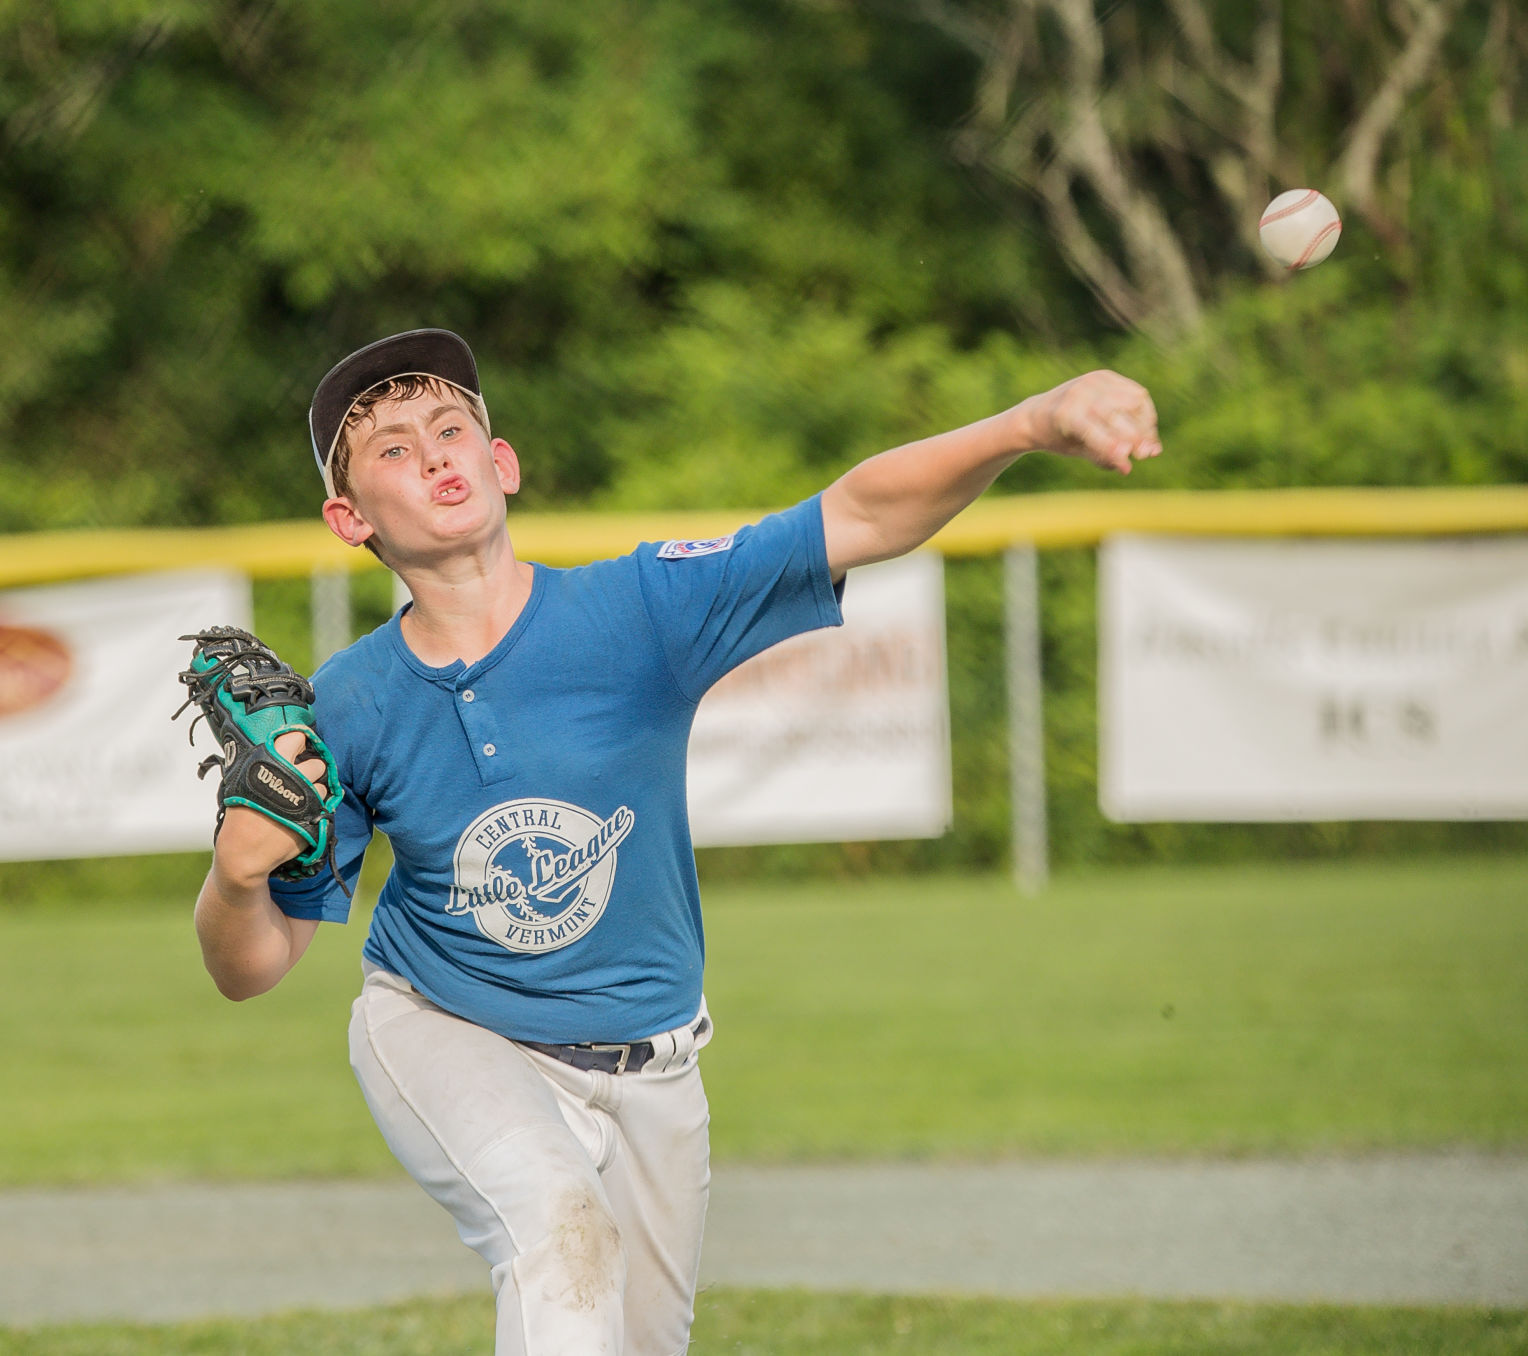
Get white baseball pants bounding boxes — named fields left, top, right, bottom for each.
left=348, top=963, right=712, bottom=1355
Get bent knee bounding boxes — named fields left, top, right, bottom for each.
left=542, top=1182, right=625, bottom=1309
left=504, top=1184, right=626, bottom=1348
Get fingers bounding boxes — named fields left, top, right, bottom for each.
left=1127, top=386, right=1163, bottom=461
left=1059, top=372, right=1161, bottom=474
left=1072, top=416, right=1130, bottom=473
left=273, top=730, right=307, bottom=760
left=273, top=729, right=326, bottom=787
left=1071, top=410, right=1147, bottom=474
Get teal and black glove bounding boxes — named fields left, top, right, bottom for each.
left=173, top=626, right=348, bottom=893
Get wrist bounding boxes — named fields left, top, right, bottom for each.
left=1004, top=392, right=1054, bottom=456
left=210, top=845, right=277, bottom=897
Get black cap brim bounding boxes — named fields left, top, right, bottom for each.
left=309, top=329, right=482, bottom=492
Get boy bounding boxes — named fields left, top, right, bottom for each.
left=194, top=328, right=1159, bottom=1354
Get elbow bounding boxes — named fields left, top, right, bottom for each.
left=206, top=963, right=281, bottom=1002
left=193, top=888, right=298, bottom=1002
left=210, top=972, right=270, bottom=1002
left=197, top=936, right=290, bottom=1001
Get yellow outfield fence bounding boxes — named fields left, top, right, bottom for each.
left=5, top=483, right=1526, bottom=891
left=3, top=484, right=1528, bottom=587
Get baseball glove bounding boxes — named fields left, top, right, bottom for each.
left=173, top=625, right=348, bottom=894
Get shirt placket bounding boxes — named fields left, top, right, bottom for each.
left=455, top=680, right=511, bottom=781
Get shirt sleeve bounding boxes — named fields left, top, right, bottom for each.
left=635, top=493, right=845, bottom=703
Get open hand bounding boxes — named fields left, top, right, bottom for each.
left=1020, top=370, right=1161, bottom=474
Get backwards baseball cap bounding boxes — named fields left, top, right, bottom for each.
left=308, top=328, right=487, bottom=497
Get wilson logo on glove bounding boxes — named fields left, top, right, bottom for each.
left=256, top=765, right=305, bottom=806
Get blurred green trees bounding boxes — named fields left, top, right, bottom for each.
left=4, top=0, right=1526, bottom=868
left=3, top=0, right=1524, bottom=529
left=0, top=1, right=1057, bottom=526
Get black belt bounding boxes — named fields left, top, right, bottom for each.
left=520, top=1016, right=710, bottom=1075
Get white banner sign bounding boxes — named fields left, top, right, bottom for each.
left=0, top=571, right=251, bottom=861
left=687, top=551, right=952, bottom=845
left=1100, top=534, right=1528, bottom=821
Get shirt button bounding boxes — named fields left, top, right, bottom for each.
left=483, top=743, right=496, bottom=757
left=461, top=689, right=475, bottom=702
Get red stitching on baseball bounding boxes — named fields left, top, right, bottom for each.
left=1289, top=219, right=1341, bottom=269
left=1259, top=189, right=1320, bottom=228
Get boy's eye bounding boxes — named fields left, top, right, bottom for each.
left=380, top=445, right=406, bottom=459
left=439, top=425, right=460, bottom=440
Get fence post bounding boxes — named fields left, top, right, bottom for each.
left=1005, top=543, right=1049, bottom=894
left=310, top=568, right=351, bottom=667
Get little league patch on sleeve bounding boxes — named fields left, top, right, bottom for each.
left=658, top=534, right=735, bottom=560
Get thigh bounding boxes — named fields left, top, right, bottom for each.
left=348, top=967, right=613, bottom=1270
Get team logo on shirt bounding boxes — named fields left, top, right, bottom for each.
left=446, top=798, right=634, bottom=954
left=657, top=534, right=734, bottom=560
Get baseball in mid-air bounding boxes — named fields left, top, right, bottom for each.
left=1258, top=189, right=1342, bottom=270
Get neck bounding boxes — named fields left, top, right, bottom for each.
left=394, top=531, right=535, bottom=667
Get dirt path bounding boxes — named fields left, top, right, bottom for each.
left=2, top=1154, right=1524, bottom=1326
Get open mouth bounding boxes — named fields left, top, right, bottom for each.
left=433, top=475, right=469, bottom=504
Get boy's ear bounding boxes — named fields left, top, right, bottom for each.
left=492, top=439, right=521, bottom=496
left=322, top=496, right=375, bottom=549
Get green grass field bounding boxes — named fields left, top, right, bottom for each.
left=3, top=853, right=1525, bottom=1183
left=4, top=854, right=1525, bottom=1350
left=4, top=1290, right=1525, bottom=1356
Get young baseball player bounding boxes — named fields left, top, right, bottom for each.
left=192, top=328, right=1159, bottom=1355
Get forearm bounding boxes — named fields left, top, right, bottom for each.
left=822, top=406, right=1031, bottom=573
left=194, top=856, right=316, bottom=1001
left=820, top=370, right=1160, bottom=577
